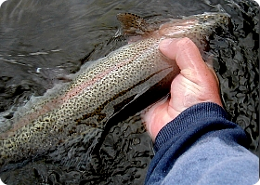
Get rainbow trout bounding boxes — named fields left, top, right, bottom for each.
left=0, top=12, right=230, bottom=170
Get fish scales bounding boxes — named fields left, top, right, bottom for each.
left=0, top=38, right=177, bottom=167
left=0, top=12, right=231, bottom=170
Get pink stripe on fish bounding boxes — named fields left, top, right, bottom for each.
left=0, top=47, right=148, bottom=139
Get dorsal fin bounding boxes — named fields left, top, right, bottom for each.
left=116, top=13, right=148, bottom=35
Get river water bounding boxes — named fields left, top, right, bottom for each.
left=0, top=0, right=258, bottom=184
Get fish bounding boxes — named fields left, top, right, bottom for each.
left=0, top=12, right=230, bottom=171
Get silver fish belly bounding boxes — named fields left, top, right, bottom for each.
left=0, top=12, right=230, bottom=169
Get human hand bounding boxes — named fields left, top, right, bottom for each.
left=142, top=37, right=223, bottom=141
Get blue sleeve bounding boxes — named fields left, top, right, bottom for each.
left=145, top=102, right=259, bottom=185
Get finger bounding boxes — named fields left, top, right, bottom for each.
left=160, top=37, right=208, bottom=74
left=141, top=96, right=171, bottom=141
left=160, top=37, right=223, bottom=107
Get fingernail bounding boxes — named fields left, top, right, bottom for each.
left=160, top=38, right=182, bottom=50
left=160, top=39, right=174, bottom=48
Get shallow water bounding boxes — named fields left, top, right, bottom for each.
left=0, top=0, right=258, bottom=184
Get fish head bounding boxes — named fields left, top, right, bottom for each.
left=158, top=12, right=231, bottom=53
left=159, top=12, right=231, bottom=39
left=117, top=12, right=231, bottom=50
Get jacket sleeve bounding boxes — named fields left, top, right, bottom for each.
left=144, top=102, right=259, bottom=185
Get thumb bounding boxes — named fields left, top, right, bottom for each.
left=159, top=37, right=223, bottom=107
left=160, top=38, right=207, bottom=80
